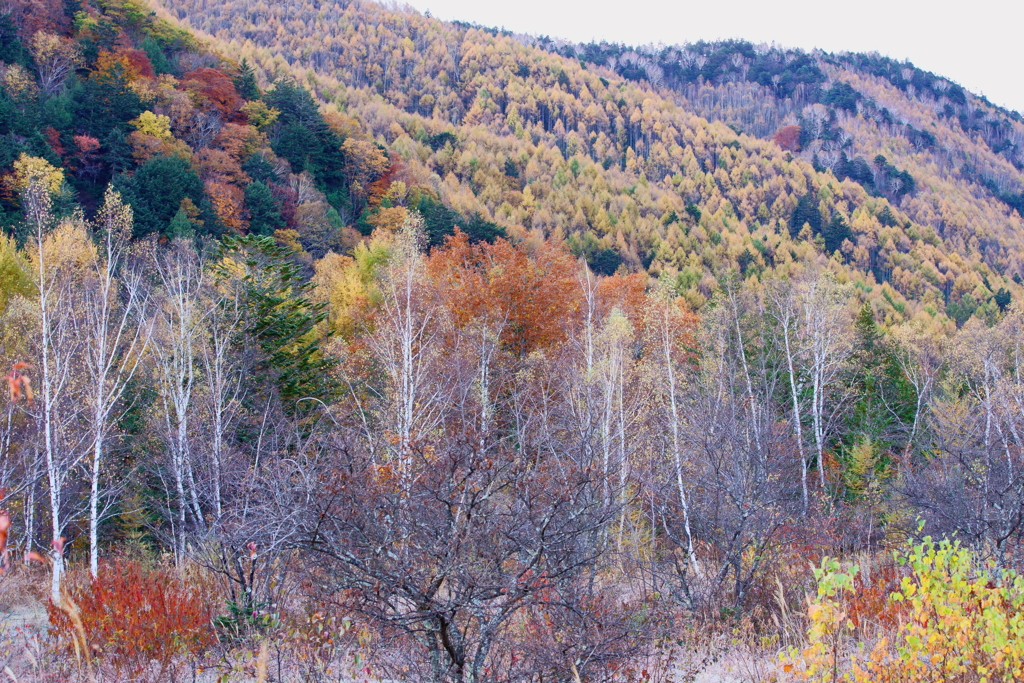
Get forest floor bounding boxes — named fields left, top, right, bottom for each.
left=0, top=569, right=47, bottom=630
left=670, top=634, right=782, bottom=683
left=692, top=657, right=779, bottom=683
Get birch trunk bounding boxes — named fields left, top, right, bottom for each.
left=83, top=188, right=150, bottom=577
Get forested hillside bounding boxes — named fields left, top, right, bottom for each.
left=3, top=0, right=1024, bottom=680
left=156, top=0, right=1024, bottom=326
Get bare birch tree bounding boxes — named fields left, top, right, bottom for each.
left=766, top=277, right=811, bottom=514
left=646, top=289, right=699, bottom=571
left=197, top=277, right=248, bottom=524
left=81, top=188, right=152, bottom=577
left=25, top=177, right=87, bottom=602
left=150, top=241, right=206, bottom=561
left=891, top=323, right=943, bottom=455
left=796, top=273, right=853, bottom=495
left=365, top=213, right=452, bottom=469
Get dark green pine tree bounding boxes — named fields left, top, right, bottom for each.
left=116, top=154, right=209, bottom=238
left=167, top=206, right=195, bottom=239
left=76, top=61, right=146, bottom=138
left=995, top=287, right=1012, bottom=311
left=263, top=79, right=347, bottom=193
left=789, top=192, right=822, bottom=237
left=101, top=128, right=134, bottom=175
left=244, top=181, right=285, bottom=236
left=848, top=304, right=890, bottom=440
left=216, top=235, right=337, bottom=417
left=823, top=213, right=852, bottom=254
left=842, top=304, right=916, bottom=462
left=242, top=153, right=279, bottom=183
left=139, top=36, right=172, bottom=75
left=877, top=205, right=898, bottom=227
left=0, top=14, right=31, bottom=68
left=233, top=59, right=260, bottom=100
left=273, top=121, right=320, bottom=174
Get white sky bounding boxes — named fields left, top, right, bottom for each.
left=406, top=0, right=1024, bottom=115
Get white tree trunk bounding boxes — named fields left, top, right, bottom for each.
left=656, top=302, right=698, bottom=571
left=151, top=241, right=205, bottom=562
left=83, top=188, right=150, bottom=577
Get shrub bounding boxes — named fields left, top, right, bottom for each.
left=782, top=557, right=859, bottom=682
left=48, top=560, right=215, bottom=679
left=783, top=538, right=1024, bottom=682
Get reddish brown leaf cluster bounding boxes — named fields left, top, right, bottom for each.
left=205, top=178, right=247, bottom=232
left=72, top=134, right=102, bottom=181
left=5, top=362, right=33, bottom=404
left=4, top=0, right=69, bottom=37
left=180, top=67, right=244, bottom=119
left=95, top=48, right=155, bottom=83
left=428, top=229, right=582, bottom=356
left=846, top=562, right=912, bottom=630
left=773, top=124, right=802, bottom=152
left=596, top=271, right=648, bottom=331
left=43, top=126, right=64, bottom=159
left=366, top=158, right=411, bottom=210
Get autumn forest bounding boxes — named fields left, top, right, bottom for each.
left=0, top=0, right=1023, bottom=680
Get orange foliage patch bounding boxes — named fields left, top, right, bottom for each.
left=196, top=147, right=249, bottom=184
left=846, top=562, right=911, bottom=631
left=180, top=67, right=243, bottom=118
left=95, top=49, right=154, bottom=82
left=213, top=123, right=262, bottom=161
left=205, top=178, right=248, bottom=232
left=366, top=159, right=409, bottom=210
left=596, top=271, right=648, bottom=333
left=428, top=230, right=582, bottom=356
left=5, top=362, right=33, bottom=404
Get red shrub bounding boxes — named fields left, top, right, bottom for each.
left=48, top=560, right=215, bottom=677
left=121, top=48, right=156, bottom=79
left=846, top=562, right=911, bottom=631
left=43, top=127, right=64, bottom=159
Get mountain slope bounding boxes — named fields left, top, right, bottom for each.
left=152, top=0, right=1023, bottom=325
left=539, top=38, right=1024, bottom=267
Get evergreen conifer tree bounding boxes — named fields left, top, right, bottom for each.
left=244, top=180, right=285, bottom=236
left=216, top=234, right=337, bottom=416
left=233, top=58, right=260, bottom=100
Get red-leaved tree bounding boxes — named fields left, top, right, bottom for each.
left=773, top=124, right=802, bottom=152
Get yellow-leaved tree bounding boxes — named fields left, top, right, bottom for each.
left=784, top=538, right=1024, bottom=683
left=130, top=111, right=173, bottom=139
left=6, top=153, right=64, bottom=194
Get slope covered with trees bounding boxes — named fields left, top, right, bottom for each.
left=155, top=0, right=1024, bottom=327
left=0, top=0, right=503, bottom=266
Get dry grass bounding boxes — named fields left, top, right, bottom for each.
left=0, top=564, right=48, bottom=614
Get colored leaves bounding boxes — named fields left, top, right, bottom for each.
left=48, top=560, right=215, bottom=677
left=427, top=229, right=581, bottom=356
left=784, top=539, right=1024, bottom=683
left=5, top=361, right=33, bottom=404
